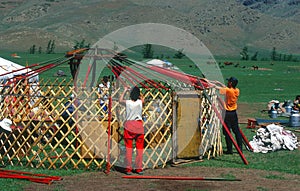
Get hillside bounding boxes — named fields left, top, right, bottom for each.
left=237, top=0, right=300, bottom=23
left=0, top=0, right=299, bottom=56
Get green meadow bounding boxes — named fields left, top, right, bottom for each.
left=0, top=51, right=299, bottom=190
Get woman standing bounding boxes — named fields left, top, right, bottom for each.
left=119, top=86, right=144, bottom=175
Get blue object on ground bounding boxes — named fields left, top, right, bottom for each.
left=255, top=118, right=289, bottom=125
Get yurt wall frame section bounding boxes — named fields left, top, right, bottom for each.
left=0, top=78, right=222, bottom=170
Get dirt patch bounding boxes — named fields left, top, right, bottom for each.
left=238, top=102, right=266, bottom=123
left=24, top=166, right=300, bottom=191
left=257, top=67, right=272, bottom=71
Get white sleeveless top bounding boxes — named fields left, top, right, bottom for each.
left=125, top=99, right=142, bottom=120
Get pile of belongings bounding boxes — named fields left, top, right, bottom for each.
left=249, top=124, right=298, bottom=153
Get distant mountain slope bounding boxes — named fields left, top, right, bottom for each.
left=237, top=0, right=300, bottom=23
left=0, top=0, right=299, bottom=56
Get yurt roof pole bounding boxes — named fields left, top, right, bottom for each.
left=65, top=48, right=89, bottom=57
left=0, top=63, right=39, bottom=78
left=3, top=57, right=73, bottom=85
left=121, top=65, right=166, bottom=90
left=111, top=64, right=140, bottom=88
left=110, top=61, right=158, bottom=89
left=82, top=60, right=94, bottom=88
left=124, top=58, right=174, bottom=86
left=107, top=65, right=127, bottom=87
left=109, top=59, right=169, bottom=90
left=108, top=61, right=149, bottom=89
left=113, top=59, right=163, bottom=89
left=126, top=64, right=170, bottom=90
left=123, top=59, right=210, bottom=89
left=145, top=65, right=212, bottom=90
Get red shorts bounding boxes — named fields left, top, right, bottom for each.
left=124, top=120, right=144, bottom=136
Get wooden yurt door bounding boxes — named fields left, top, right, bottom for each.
left=173, top=91, right=202, bottom=159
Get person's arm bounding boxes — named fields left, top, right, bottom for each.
left=119, top=87, right=129, bottom=105
left=211, top=79, right=226, bottom=92
left=216, top=86, right=227, bottom=95
left=140, top=94, right=144, bottom=104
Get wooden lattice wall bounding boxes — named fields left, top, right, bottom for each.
left=0, top=78, right=221, bottom=170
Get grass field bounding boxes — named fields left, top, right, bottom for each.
left=0, top=52, right=299, bottom=190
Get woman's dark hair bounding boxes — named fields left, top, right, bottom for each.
left=130, top=86, right=140, bottom=101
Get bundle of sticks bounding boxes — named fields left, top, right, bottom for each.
left=0, top=168, right=62, bottom=184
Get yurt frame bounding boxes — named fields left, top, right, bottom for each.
left=0, top=48, right=248, bottom=171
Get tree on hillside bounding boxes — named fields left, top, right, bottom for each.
left=73, top=39, right=90, bottom=49
left=271, top=47, right=277, bottom=61
left=29, top=45, right=36, bottom=54
left=251, top=51, right=258, bottom=61
left=46, top=40, right=55, bottom=54
left=50, top=40, right=55, bottom=54
left=240, top=46, right=249, bottom=60
left=142, top=44, right=154, bottom=59
left=46, top=40, right=51, bottom=54
left=287, top=54, right=293, bottom=61
left=173, top=48, right=185, bottom=59
left=38, top=46, right=42, bottom=54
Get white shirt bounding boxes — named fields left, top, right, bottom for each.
left=125, top=99, right=142, bottom=120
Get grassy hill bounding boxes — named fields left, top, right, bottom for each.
left=0, top=0, right=299, bottom=57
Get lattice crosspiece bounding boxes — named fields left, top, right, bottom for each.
left=198, top=88, right=222, bottom=159
left=0, top=78, right=222, bottom=170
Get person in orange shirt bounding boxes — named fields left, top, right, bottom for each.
left=217, top=77, right=243, bottom=154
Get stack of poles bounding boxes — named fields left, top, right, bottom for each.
left=0, top=169, right=62, bottom=184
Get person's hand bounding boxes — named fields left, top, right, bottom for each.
left=124, top=86, right=130, bottom=92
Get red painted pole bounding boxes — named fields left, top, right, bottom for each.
left=0, top=173, right=53, bottom=184
left=203, top=92, right=249, bottom=165
left=0, top=169, right=62, bottom=180
left=127, top=62, right=172, bottom=89
left=213, top=104, right=248, bottom=165
left=122, top=175, right=241, bottom=181
left=83, top=63, right=92, bottom=87
left=110, top=65, right=138, bottom=88
left=239, top=129, right=253, bottom=151
left=113, top=64, right=149, bottom=89
left=123, top=66, right=165, bottom=90
left=105, top=79, right=113, bottom=174
left=107, top=65, right=127, bottom=87
left=0, top=63, right=39, bottom=77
